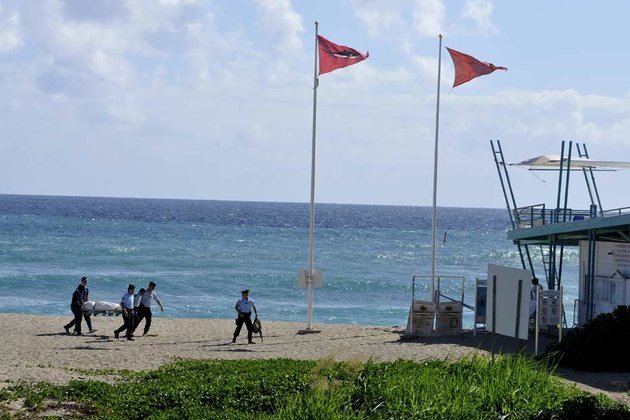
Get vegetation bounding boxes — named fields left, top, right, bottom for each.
left=0, top=357, right=627, bottom=419
left=545, top=305, right=630, bottom=371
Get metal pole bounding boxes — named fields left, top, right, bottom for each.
left=306, top=21, right=319, bottom=331
left=430, top=34, right=443, bottom=297
left=515, top=279, right=522, bottom=338
left=559, top=286, right=563, bottom=342
left=535, top=286, right=540, bottom=356
left=555, top=141, right=566, bottom=223
left=491, top=275, right=496, bottom=337
left=474, top=278, right=478, bottom=337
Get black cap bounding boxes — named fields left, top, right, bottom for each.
left=149, top=281, right=156, bottom=287
left=241, top=289, right=249, bottom=294
left=128, top=283, right=136, bottom=290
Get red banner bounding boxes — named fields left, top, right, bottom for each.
left=446, top=47, right=506, bottom=87
left=318, top=35, right=368, bottom=75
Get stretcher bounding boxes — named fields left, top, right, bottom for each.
left=83, top=301, right=123, bottom=316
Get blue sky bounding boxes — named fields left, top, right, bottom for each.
left=1, top=0, right=630, bottom=210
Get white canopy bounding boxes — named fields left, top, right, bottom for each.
left=511, top=155, right=630, bottom=169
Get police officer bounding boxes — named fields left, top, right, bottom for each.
left=114, top=284, right=137, bottom=341
left=80, top=277, right=96, bottom=333
left=63, top=283, right=85, bottom=336
left=232, top=289, right=258, bottom=344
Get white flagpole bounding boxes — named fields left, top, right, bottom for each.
left=430, top=34, right=443, bottom=298
left=306, top=21, right=320, bottom=331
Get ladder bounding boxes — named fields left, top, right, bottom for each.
left=539, top=244, right=557, bottom=284
left=490, top=140, right=535, bottom=275
left=576, top=143, right=604, bottom=215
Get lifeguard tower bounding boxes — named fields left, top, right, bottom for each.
left=491, top=140, right=630, bottom=326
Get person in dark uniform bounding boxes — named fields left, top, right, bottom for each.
left=80, top=277, right=96, bottom=333
left=63, top=284, right=85, bottom=336
left=232, top=289, right=258, bottom=344
left=114, top=284, right=136, bottom=341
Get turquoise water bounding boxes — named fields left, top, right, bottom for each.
left=0, top=194, right=579, bottom=327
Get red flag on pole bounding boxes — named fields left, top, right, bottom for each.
left=318, top=35, right=368, bottom=75
left=446, top=47, right=506, bottom=87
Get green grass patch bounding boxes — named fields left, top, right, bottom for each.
left=2, top=356, right=628, bottom=419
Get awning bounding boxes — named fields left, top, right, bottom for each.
left=511, top=155, right=630, bottom=169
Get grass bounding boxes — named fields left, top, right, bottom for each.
left=0, top=356, right=628, bottom=419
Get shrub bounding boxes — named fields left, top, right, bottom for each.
left=545, top=306, right=630, bottom=371
left=538, top=394, right=630, bottom=420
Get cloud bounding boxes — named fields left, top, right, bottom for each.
left=461, top=0, right=497, bottom=35
left=411, top=54, right=440, bottom=82
left=349, top=0, right=405, bottom=38
left=0, top=5, right=23, bottom=53
left=350, top=0, right=445, bottom=40
left=253, top=0, right=304, bottom=53
left=412, top=0, right=446, bottom=37
left=106, top=93, right=146, bottom=125
left=159, top=0, right=198, bottom=6
left=61, top=0, right=127, bottom=23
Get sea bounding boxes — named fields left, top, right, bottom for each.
left=0, top=194, right=580, bottom=329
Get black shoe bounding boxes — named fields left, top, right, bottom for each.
left=75, top=332, right=83, bottom=336
left=232, top=337, right=236, bottom=343
left=248, top=341, right=255, bottom=344
left=114, top=331, right=119, bottom=339
left=64, top=325, right=70, bottom=334
left=127, top=337, right=135, bottom=341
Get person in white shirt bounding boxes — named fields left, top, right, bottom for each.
left=114, top=284, right=137, bottom=341
left=135, top=281, right=164, bottom=336
left=232, top=289, right=258, bottom=344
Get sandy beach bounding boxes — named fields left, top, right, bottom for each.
left=0, top=314, right=627, bottom=406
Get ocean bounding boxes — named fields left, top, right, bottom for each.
left=0, top=194, right=579, bottom=328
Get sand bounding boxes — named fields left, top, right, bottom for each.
left=0, top=314, right=627, bottom=406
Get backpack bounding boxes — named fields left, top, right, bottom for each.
left=252, top=317, right=262, bottom=334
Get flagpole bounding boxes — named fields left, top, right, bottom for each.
left=306, top=21, right=319, bottom=331
left=430, top=34, right=443, bottom=299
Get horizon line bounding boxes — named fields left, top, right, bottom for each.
left=0, top=192, right=504, bottom=211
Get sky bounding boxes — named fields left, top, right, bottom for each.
left=1, top=0, right=630, bottom=210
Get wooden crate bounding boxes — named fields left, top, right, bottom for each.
left=412, top=300, right=436, bottom=313
left=436, top=312, right=461, bottom=336
left=438, top=302, right=462, bottom=313
left=412, top=313, right=434, bottom=336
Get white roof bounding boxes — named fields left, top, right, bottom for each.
left=511, top=155, right=630, bottom=169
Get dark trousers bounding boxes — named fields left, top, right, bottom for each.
left=233, top=312, right=253, bottom=342
left=65, top=306, right=83, bottom=334
left=115, top=310, right=136, bottom=338
left=83, top=313, right=93, bottom=331
left=136, top=304, right=152, bottom=335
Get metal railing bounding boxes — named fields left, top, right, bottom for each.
left=513, top=204, right=609, bottom=230
left=601, top=206, right=630, bottom=217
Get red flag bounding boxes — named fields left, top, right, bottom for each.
left=318, top=35, right=368, bottom=75
left=446, top=47, right=507, bottom=87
